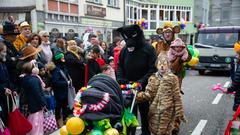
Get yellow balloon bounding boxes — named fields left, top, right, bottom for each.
left=60, top=126, right=68, bottom=135
left=104, top=128, right=119, bottom=135
left=188, top=57, right=199, bottom=66
left=66, top=117, right=85, bottom=135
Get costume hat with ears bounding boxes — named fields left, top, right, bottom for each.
left=156, top=22, right=181, bottom=35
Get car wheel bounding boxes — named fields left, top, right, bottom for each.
left=199, top=70, right=205, bottom=75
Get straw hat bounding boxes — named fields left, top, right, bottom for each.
left=19, top=21, right=31, bottom=29
left=19, top=45, right=42, bottom=60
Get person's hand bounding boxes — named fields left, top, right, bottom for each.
left=43, top=87, right=51, bottom=91
left=223, top=88, right=228, bottom=93
left=132, top=89, right=137, bottom=95
left=4, top=88, right=12, bottom=95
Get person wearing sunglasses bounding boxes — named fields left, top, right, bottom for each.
left=39, top=31, right=53, bottom=63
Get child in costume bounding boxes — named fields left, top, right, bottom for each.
left=168, top=38, right=189, bottom=91
left=136, top=54, right=185, bottom=135
left=226, top=41, right=240, bottom=111
left=155, top=23, right=191, bottom=95
left=168, top=38, right=188, bottom=63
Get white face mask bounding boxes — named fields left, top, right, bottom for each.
left=127, top=47, right=135, bottom=52
left=0, top=47, right=7, bottom=62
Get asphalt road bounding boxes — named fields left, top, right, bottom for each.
left=52, top=70, right=234, bottom=135
left=178, top=70, right=233, bottom=135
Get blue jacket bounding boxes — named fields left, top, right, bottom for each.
left=0, top=62, right=11, bottom=124
left=20, top=75, right=46, bottom=113
left=51, top=67, right=69, bottom=100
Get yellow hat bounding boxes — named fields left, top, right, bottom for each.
left=19, top=21, right=31, bottom=29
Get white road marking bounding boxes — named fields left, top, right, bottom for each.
left=223, top=81, right=230, bottom=88
left=212, top=93, right=223, bottom=104
left=191, top=120, right=208, bottom=135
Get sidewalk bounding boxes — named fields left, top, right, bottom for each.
left=50, top=129, right=60, bottom=135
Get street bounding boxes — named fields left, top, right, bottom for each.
left=134, top=70, right=233, bottom=135
left=178, top=70, right=233, bottom=135
left=52, top=70, right=234, bottom=135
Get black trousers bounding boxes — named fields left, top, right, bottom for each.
left=127, top=102, right=151, bottom=135
left=55, top=97, right=69, bottom=121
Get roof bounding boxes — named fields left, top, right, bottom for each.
left=198, top=26, right=240, bottom=33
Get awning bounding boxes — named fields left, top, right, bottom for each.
left=0, top=6, right=35, bottom=13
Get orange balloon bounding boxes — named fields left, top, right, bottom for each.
left=60, top=126, right=68, bottom=135
left=66, top=117, right=85, bottom=135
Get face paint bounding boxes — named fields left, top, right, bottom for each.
left=156, top=56, right=170, bottom=74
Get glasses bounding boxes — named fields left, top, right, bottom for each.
left=43, top=35, right=49, bottom=37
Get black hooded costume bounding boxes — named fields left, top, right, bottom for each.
left=116, top=24, right=157, bottom=135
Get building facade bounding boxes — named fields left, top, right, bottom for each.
left=209, top=0, right=240, bottom=26
left=194, top=0, right=209, bottom=25
left=125, top=0, right=195, bottom=43
left=0, top=0, right=125, bottom=43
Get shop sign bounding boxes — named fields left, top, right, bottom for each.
left=85, top=4, right=106, bottom=17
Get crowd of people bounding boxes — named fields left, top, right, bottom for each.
left=0, top=18, right=190, bottom=135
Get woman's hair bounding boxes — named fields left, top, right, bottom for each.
left=22, top=62, right=34, bottom=74
left=56, top=38, right=65, bottom=47
left=38, top=30, right=49, bottom=37
left=67, top=40, right=76, bottom=46
left=155, top=53, right=170, bottom=67
left=100, top=41, right=108, bottom=51
left=0, top=42, right=6, bottom=52
left=28, top=33, right=42, bottom=46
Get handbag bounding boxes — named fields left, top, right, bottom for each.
left=59, top=69, right=76, bottom=109
left=224, top=105, right=240, bottom=135
left=7, top=94, right=32, bottom=135
left=43, top=110, right=58, bottom=134
left=0, top=118, right=10, bottom=135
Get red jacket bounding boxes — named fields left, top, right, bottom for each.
left=113, top=46, right=122, bottom=72
left=96, top=58, right=106, bottom=67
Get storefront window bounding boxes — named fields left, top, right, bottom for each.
left=142, top=10, right=148, bottom=20
left=165, top=10, right=169, bottom=21
left=130, top=7, right=133, bottom=18
left=176, top=11, right=180, bottom=21
left=150, top=22, right=156, bottom=29
left=170, top=10, right=174, bottom=21
left=182, top=11, right=186, bottom=21
left=186, top=11, right=190, bottom=21
left=159, top=10, right=164, bottom=21
left=134, top=8, right=137, bottom=19
left=150, top=10, right=156, bottom=20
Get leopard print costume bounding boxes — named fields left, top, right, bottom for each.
left=137, top=72, right=186, bottom=135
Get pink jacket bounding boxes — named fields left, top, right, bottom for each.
left=168, top=48, right=188, bottom=62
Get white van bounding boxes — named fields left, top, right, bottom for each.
left=194, top=26, right=240, bottom=75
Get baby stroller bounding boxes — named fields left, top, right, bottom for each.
left=73, top=74, right=138, bottom=134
